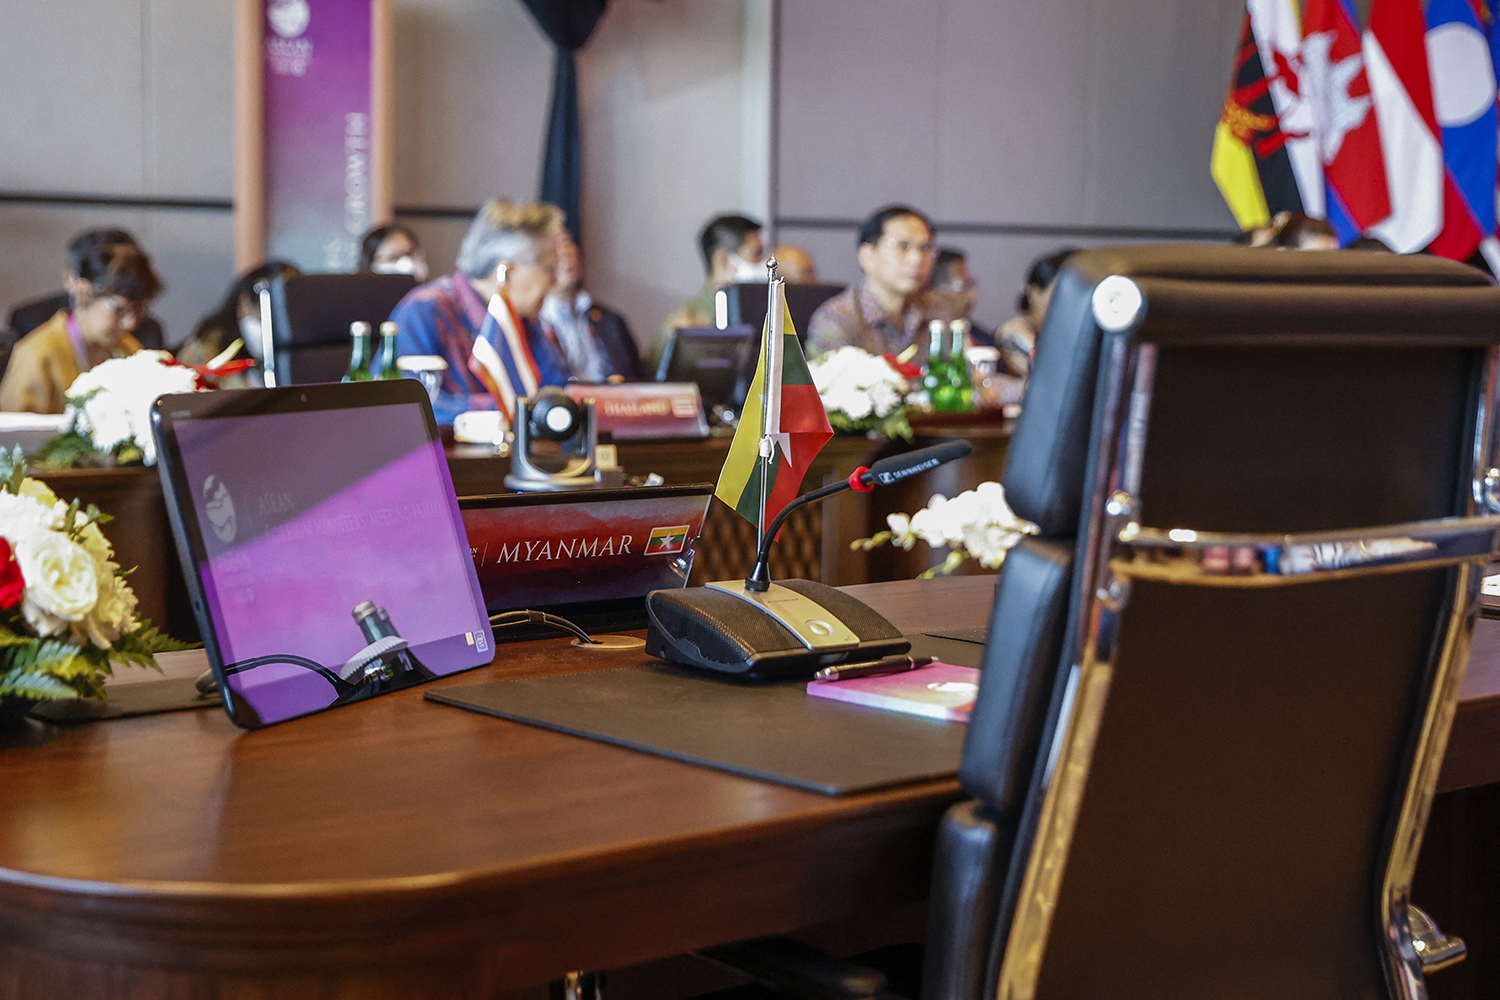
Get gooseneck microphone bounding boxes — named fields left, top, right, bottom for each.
left=744, top=440, right=973, bottom=591
left=644, top=440, right=975, bottom=679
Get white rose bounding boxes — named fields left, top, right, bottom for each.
left=78, top=563, right=137, bottom=648
left=841, top=390, right=874, bottom=420
left=16, top=532, right=99, bottom=627
left=0, top=491, right=60, bottom=543
left=65, top=352, right=198, bottom=465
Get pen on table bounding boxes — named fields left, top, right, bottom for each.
left=812, top=655, right=935, bottom=683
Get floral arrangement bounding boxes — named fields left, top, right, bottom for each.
left=855, top=480, right=1037, bottom=577
left=0, top=447, right=188, bottom=708
left=34, top=350, right=244, bottom=468
left=808, top=346, right=918, bottom=441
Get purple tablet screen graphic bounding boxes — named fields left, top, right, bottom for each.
left=171, top=403, right=492, bottom=726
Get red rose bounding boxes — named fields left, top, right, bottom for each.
left=0, top=538, right=24, bottom=610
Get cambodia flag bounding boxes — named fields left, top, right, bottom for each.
left=1302, top=0, right=1392, bottom=240
left=1362, top=0, right=1444, bottom=252
left=1425, top=0, right=1498, bottom=260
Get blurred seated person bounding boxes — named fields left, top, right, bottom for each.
left=1268, top=212, right=1339, bottom=250
left=926, top=247, right=992, bottom=345
left=177, top=260, right=302, bottom=386
left=0, top=327, right=17, bottom=387
left=359, top=223, right=429, bottom=282
left=390, top=198, right=570, bottom=425
left=7, top=228, right=166, bottom=349
left=808, top=204, right=938, bottom=360
left=771, top=244, right=818, bottom=284
left=540, top=223, right=644, bottom=383
left=651, top=214, right=765, bottom=370
left=993, top=246, right=1077, bottom=378
left=0, top=241, right=162, bottom=413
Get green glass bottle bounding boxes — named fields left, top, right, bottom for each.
left=948, top=319, right=974, bottom=412
left=343, top=321, right=374, bottom=382
left=372, top=321, right=401, bottom=379
left=923, top=320, right=957, bottom=411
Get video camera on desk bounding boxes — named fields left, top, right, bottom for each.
left=644, top=440, right=972, bottom=679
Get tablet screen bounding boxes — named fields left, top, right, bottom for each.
left=165, top=397, right=493, bottom=726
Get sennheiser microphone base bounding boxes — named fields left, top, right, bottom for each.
left=644, top=579, right=910, bottom=680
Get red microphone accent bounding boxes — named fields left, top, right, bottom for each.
left=849, top=467, right=874, bottom=492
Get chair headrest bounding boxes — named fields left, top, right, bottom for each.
left=269, top=273, right=418, bottom=348
left=1001, top=245, right=1494, bottom=538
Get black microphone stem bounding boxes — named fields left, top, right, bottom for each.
left=742, top=440, right=974, bottom=592
left=745, top=478, right=852, bottom=592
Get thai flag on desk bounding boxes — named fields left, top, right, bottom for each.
left=467, top=291, right=541, bottom=427
left=1302, top=0, right=1392, bottom=244
left=1424, top=0, right=1497, bottom=261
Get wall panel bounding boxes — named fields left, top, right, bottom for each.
left=774, top=0, right=1243, bottom=329
left=776, top=0, right=940, bottom=219
left=0, top=0, right=147, bottom=194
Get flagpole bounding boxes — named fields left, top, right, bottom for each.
left=757, top=256, right=780, bottom=552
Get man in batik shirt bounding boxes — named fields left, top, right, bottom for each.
left=808, top=205, right=939, bottom=363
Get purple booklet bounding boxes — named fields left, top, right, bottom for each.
left=807, top=663, right=980, bottom=722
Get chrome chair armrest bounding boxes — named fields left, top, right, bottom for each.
left=1110, top=512, right=1500, bottom=587
left=1409, top=905, right=1467, bottom=974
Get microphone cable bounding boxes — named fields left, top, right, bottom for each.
left=195, top=612, right=599, bottom=694
left=488, top=609, right=597, bottom=645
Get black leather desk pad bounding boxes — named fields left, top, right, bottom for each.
left=427, top=636, right=982, bottom=796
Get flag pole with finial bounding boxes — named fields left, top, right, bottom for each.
left=757, top=256, right=783, bottom=552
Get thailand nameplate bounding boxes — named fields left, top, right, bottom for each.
left=563, top=383, right=709, bottom=440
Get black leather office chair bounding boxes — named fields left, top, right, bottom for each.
left=261, top=273, right=416, bottom=385
left=700, top=246, right=1500, bottom=1000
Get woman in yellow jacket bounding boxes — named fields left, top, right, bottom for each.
left=0, top=241, right=162, bottom=414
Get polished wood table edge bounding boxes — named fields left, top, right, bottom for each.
left=0, top=774, right=964, bottom=905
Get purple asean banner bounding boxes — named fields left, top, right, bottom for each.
left=262, top=0, right=372, bottom=272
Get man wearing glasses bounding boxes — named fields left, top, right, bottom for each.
left=808, top=204, right=939, bottom=361
left=0, top=240, right=161, bottom=413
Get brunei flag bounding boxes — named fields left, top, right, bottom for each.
left=1212, top=3, right=1311, bottom=230
left=714, top=281, right=832, bottom=531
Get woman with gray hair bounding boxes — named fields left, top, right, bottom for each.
left=389, top=198, right=572, bottom=425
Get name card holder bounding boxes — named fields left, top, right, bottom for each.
left=563, top=383, right=709, bottom=440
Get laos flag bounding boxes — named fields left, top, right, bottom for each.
left=1302, top=0, right=1392, bottom=242
left=1425, top=0, right=1498, bottom=260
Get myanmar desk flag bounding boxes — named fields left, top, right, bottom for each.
left=715, top=276, right=832, bottom=533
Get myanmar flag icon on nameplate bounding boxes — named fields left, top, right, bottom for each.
left=646, top=525, right=691, bottom=555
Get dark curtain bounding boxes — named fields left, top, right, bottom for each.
left=519, top=0, right=609, bottom=243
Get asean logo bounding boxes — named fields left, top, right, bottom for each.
left=267, top=0, right=311, bottom=38
left=203, top=475, right=237, bottom=544
left=644, top=525, right=690, bottom=555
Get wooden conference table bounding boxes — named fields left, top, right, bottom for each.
left=3, top=574, right=1500, bottom=999
left=0, top=576, right=989, bottom=998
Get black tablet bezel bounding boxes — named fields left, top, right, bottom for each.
left=151, top=380, right=496, bottom=728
